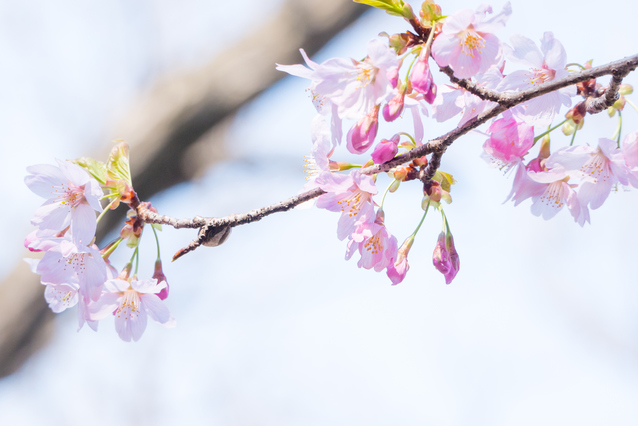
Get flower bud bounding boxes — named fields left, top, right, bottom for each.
left=619, top=84, right=633, bottom=96
left=387, top=236, right=414, bottom=285
left=371, top=134, right=400, bottom=164
left=346, top=105, right=380, bottom=154
left=410, top=49, right=437, bottom=104
left=153, top=260, right=169, bottom=300
left=382, top=84, right=407, bottom=122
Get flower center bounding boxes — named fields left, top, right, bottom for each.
left=526, top=65, right=556, bottom=86
left=539, top=181, right=565, bottom=209
left=363, top=231, right=384, bottom=255
left=580, top=151, right=610, bottom=184
left=459, top=29, right=485, bottom=58
left=355, top=62, right=377, bottom=89
left=336, top=190, right=369, bottom=217
left=116, top=289, right=142, bottom=321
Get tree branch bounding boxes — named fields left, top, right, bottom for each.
left=138, top=53, right=638, bottom=258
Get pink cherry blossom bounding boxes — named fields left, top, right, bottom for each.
left=315, top=170, right=377, bottom=240
left=524, top=169, right=589, bottom=226
left=481, top=107, right=534, bottom=169
left=276, top=38, right=399, bottom=121
left=345, top=209, right=398, bottom=272
left=546, top=138, right=627, bottom=209
left=431, top=2, right=511, bottom=79
left=90, top=278, right=175, bottom=342
left=25, top=160, right=104, bottom=246
left=36, top=238, right=107, bottom=302
left=500, top=32, right=574, bottom=126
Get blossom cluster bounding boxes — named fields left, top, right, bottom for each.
left=276, top=0, right=638, bottom=284
left=24, top=143, right=174, bottom=342
left=24, top=0, right=638, bottom=339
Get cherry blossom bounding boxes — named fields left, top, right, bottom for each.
left=481, top=106, right=534, bottom=170
left=500, top=32, right=574, bottom=126
left=277, top=38, right=399, bottom=121
left=345, top=209, right=398, bottom=272
left=315, top=169, right=377, bottom=240
left=36, top=237, right=107, bottom=302
left=90, top=278, right=174, bottom=342
left=25, top=160, right=103, bottom=246
left=431, top=2, right=511, bottom=79
left=546, top=138, right=628, bottom=209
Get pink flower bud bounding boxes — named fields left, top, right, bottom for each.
left=346, top=105, right=380, bottom=154
left=410, top=50, right=437, bottom=104
left=371, top=134, right=400, bottom=164
left=387, top=236, right=414, bottom=285
left=382, top=84, right=406, bottom=122
left=432, top=232, right=451, bottom=275
left=153, top=260, right=170, bottom=300
left=432, top=231, right=460, bottom=284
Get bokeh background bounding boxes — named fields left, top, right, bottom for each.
left=1, top=0, right=637, bottom=424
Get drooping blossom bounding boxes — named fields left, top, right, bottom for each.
left=277, top=38, right=399, bottom=121
left=510, top=167, right=589, bottom=226
left=25, top=160, right=104, bottom=246
left=545, top=138, right=628, bottom=209
left=371, top=134, right=400, bottom=164
left=36, top=237, right=107, bottom=302
left=346, top=104, right=380, bottom=154
left=386, top=235, right=414, bottom=285
left=431, top=2, right=511, bottom=79
left=315, top=169, right=377, bottom=240
left=432, top=231, right=460, bottom=284
left=499, top=32, right=574, bottom=127
left=481, top=106, right=534, bottom=170
left=345, top=209, right=398, bottom=272
left=90, top=278, right=175, bottom=342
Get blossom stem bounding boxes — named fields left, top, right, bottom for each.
left=151, top=224, right=161, bottom=261
left=380, top=179, right=397, bottom=209
left=612, top=110, right=623, bottom=147
left=569, top=126, right=578, bottom=146
left=411, top=200, right=430, bottom=237
left=398, top=132, right=417, bottom=148
left=625, top=98, right=638, bottom=114
left=566, top=63, right=585, bottom=70
left=440, top=206, right=450, bottom=234
left=101, top=237, right=123, bottom=259
left=533, top=119, right=568, bottom=143
left=132, top=246, right=140, bottom=276
left=95, top=198, right=120, bottom=225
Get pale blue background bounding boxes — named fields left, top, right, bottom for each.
left=1, top=0, right=637, bottom=425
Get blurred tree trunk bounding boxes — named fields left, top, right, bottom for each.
left=0, top=0, right=367, bottom=378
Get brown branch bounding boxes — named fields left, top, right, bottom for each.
left=138, top=53, right=638, bottom=258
